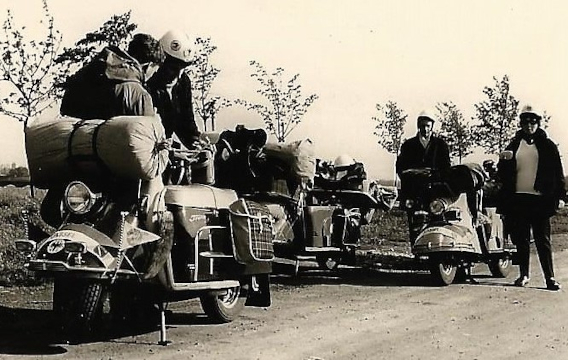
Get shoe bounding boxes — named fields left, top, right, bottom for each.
left=546, top=278, right=561, bottom=291
left=514, top=276, right=530, bottom=287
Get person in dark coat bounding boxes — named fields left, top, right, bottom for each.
left=395, top=110, right=451, bottom=176
left=497, top=104, right=566, bottom=290
left=146, top=30, right=201, bottom=150
left=395, top=110, right=451, bottom=243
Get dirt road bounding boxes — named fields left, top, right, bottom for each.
left=2, top=237, right=568, bottom=360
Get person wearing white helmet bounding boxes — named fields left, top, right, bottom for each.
left=497, top=104, right=565, bottom=290
left=395, top=110, right=451, bottom=244
left=396, top=110, right=450, bottom=176
left=146, top=30, right=201, bottom=149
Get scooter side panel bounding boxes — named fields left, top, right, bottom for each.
left=413, top=224, right=481, bottom=254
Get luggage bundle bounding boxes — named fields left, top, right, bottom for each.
left=26, top=114, right=169, bottom=188
left=314, top=160, right=367, bottom=191
left=263, top=139, right=316, bottom=184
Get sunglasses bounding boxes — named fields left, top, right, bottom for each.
left=520, top=118, right=539, bottom=125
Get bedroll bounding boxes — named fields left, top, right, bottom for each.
left=25, top=115, right=169, bottom=188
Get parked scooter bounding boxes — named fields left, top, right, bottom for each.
left=212, top=127, right=397, bottom=273
left=15, top=146, right=273, bottom=343
left=399, top=164, right=514, bottom=285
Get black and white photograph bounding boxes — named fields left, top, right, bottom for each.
left=1, top=1, right=568, bottom=359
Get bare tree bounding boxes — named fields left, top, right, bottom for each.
left=185, top=37, right=231, bottom=132
left=237, top=60, right=318, bottom=142
left=472, top=75, right=519, bottom=154
left=0, top=0, right=67, bottom=127
left=435, top=101, right=474, bottom=164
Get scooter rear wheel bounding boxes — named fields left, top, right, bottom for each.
left=200, top=286, right=246, bottom=323
left=429, top=260, right=457, bottom=286
left=488, top=257, right=512, bottom=278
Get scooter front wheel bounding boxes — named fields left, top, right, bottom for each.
left=428, top=260, right=457, bottom=286
left=200, top=286, right=246, bottom=323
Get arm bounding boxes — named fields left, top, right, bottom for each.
left=172, top=73, right=201, bottom=147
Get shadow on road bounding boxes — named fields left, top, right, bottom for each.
left=0, top=303, right=222, bottom=354
left=271, top=265, right=437, bottom=287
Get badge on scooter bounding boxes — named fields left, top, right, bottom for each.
left=46, top=239, right=66, bottom=254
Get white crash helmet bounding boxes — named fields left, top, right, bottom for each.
left=334, top=154, right=355, bottom=168
left=417, top=110, right=436, bottom=124
left=159, top=30, right=194, bottom=64
left=519, top=104, right=542, bottom=121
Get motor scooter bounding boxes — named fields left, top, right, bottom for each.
left=399, top=165, right=515, bottom=285
left=15, top=145, right=274, bottom=344
left=211, top=126, right=397, bottom=273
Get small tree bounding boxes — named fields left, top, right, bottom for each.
left=237, top=60, right=318, bottom=142
left=435, top=102, right=474, bottom=164
left=372, top=100, right=407, bottom=155
left=186, top=37, right=231, bottom=132
left=472, top=75, right=519, bottom=154
left=54, top=11, right=137, bottom=90
left=372, top=100, right=407, bottom=182
left=0, top=0, right=67, bottom=127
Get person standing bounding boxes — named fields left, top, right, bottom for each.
left=497, top=105, right=565, bottom=290
left=396, top=110, right=451, bottom=243
left=395, top=110, right=451, bottom=175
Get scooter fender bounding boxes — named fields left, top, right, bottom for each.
left=413, top=224, right=481, bottom=255
left=29, top=224, right=118, bottom=272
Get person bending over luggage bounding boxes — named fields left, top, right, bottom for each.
left=60, top=37, right=162, bottom=120
left=146, top=30, right=202, bottom=150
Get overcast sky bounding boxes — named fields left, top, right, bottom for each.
left=1, top=0, right=567, bottom=179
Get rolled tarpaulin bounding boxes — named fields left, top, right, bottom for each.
left=25, top=114, right=169, bottom=189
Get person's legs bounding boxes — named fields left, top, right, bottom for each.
left=531, top=215, right=554, bottom=280
left=509, top=215, right=531, bottom=281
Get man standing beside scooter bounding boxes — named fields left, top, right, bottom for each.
left=497, top=105, right=565, bottom=291
left=396, top=110, right=451, bottom=243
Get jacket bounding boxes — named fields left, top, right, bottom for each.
left=497, top=128, right=566, bottom=217
left=396, top=134, right=451, bottom=175
left=147, top=71, right=200, bottom=149
left=61, top=46, right=154, bottom=119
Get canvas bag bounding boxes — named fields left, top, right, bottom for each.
left=263, top=139, right=316, bottom=182
left=228, top=199, right=275, bottom=263
left=26, top=114, right=169, bottom=188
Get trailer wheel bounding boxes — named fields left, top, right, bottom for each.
left=200, top=286, right=245, bottom=323
left=489, top=257, right=512, bottom=278
left=429, top=260, right=457, bottom=286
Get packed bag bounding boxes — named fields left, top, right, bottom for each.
left=263, top=139, right=316, bottom=182
left=229, top=199, right=275, bottom=263
left=60, top=46, right=146, bottom=120
left=26, top=114, right=169, bottom=188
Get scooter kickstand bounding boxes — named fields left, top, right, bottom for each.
left=158, top=302, right=171, bottom=346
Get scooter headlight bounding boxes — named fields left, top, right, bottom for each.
left=64, top=181, right=101, bottom=215
left=429, top=199, right=448, bottom=215
left=404, top=199, right=415, bottom=209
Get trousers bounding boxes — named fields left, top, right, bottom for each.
left=508, top=194, right=555, bottom=280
